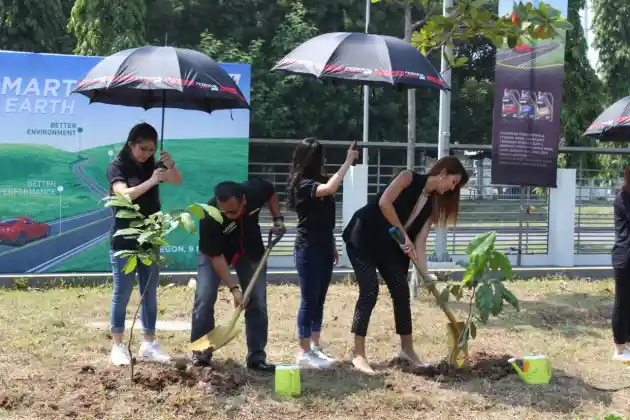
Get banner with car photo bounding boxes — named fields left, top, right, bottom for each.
left=490, top=0, right=568, bottom=187
left=0, top=51, right=251, bottom=274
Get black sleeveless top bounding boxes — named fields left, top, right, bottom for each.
left=342, top=171, right=432, bottom=264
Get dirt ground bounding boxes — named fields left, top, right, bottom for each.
left=1, top=276, right=629, bottom=419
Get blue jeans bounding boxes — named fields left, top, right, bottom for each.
left=109, top=250, right=160, bottom=335
left=295, top=244, right=334, bottom=339
left=191, top=254, right=269, bottom=364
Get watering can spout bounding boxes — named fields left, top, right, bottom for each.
left=507, top=357, right=523, bottom=375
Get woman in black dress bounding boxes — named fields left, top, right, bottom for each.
left=611, top=165, right=630, bottom=361
left=342, top=156, right=469, bottom=374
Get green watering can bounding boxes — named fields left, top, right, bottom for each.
left=508, top=354, right=552, bottom=384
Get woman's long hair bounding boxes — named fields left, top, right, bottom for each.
left=109, top=123, right=158, bottom=194
left=286, top=137, right=326, bottom=210
left=427, top=156, right=470, bottom=227
left=118, top=123, right=158, bottom=170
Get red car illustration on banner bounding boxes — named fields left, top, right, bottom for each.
left=514, top=44, right=534, bottom=53
left=0, top=216, right=52, bottom=246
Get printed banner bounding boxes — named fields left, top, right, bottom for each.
left=0, top=50, right=251, bottom=274
left=490, top=0, right=568, bottom=187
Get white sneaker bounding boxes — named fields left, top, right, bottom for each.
left=297, top=351, right=332, bottom=369
left=612, top=349, right=630, bottom=362
left=138, top=341, right=171, bottom=363
left=111, top=343, right=131, bottom=366
left=311, top=345, right=337, bottom=364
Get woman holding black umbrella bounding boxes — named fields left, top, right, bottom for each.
left=107, top=122, right=182, bottom=366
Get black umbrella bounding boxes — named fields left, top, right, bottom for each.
left=72, top=45, right=250, bottom=149
left=583, top=96, right=630, bottom=142
left=271, top=32, right=448, bottom=90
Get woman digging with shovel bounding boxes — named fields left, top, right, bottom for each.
left=342, top=156, right=469, bottom=374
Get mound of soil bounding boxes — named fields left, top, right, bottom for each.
left=77, top=361, right=253, bottom=394
left=390, top=350, right=516, bottom=382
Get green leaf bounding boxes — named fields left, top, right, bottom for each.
left=491, top=282, right=505, bottom=316
left=112, top=228, right=142, bottom=237
left=470, top=321, right=477, bottom=339
left=188, top=203, right=224, bottom=223
left=187, top=204, right=205, bottom=219
left=439, top=286, right=450, bottom=305
left=115, top=209, right=142, bottom=219
left=466, top=231, right=496, bottom=257
left=452, top=56, right=469, bottom=67
left=450, top=284, right=463, bottom=300
left=137, top=231, right=154, bottom=244
left=139, top=255, right=153, bottom=266
left=475, top=283, right=493, bottom=323
left=503, top=288, right=520, bottom=311
left=130, top=220, right=146, bottom=228
left=104, top=198, right=138, bottom=210
left=491, top=251, right=513, bottom=279
left=180, top=212, right=196, bottom=234
left=123, top=255, right=137, bottom=274
left=553, top=20, right=573, bottom=30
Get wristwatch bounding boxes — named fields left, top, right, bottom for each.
left=229, top=285, right=240, bottom=293
left=273, top=215, right=284, bottom=223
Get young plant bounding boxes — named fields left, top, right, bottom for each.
left=103, top=192, right=223, bottom=380
left=438, top=231, right=520, bottom=353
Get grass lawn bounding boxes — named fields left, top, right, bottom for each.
left=1, top=276, right=629, bottom=419
left=0, top=144, right=102, bottom=223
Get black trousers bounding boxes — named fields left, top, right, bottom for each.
left=346, top=244, right=412, bottom=337
left=613, top=265, right=630, bottom=344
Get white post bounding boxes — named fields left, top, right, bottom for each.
left=548, top=168, right=576, bottom=266
left=362, top=0, right=371, bottom=165
left=435, top=0, right=453, bottom=262
left=341, top=165, right=369, bottom=268
left=57, top=185, right=64, bottom=235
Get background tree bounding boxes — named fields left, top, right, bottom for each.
left=592, top=0, right=630, bottom=103
left=559, top=0, right=605, bottom=171
left=0, top=0, right=71, bottom=53
left=68, top=0, right=147, bottom=55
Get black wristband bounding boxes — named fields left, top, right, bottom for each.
left=273, top=215, right=284, bottom=223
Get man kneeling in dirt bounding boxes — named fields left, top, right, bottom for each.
left=190, top=178, right=286, bottom=372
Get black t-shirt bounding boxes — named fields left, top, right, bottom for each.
left=342, top=171, right=431, bottom=264
left=198, top=177, right=275, bottom=264
left=106, top=156, right=160, bottom=251
left=291, top=177, right=336, bottom=249
left=612, top=189, right=630, bottom=268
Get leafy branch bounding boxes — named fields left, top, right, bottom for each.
left=372, top=0, right=574, bottom=70
left=434, top=232, right=519, bottom=365
left=103, top=192, right=223, bottom=381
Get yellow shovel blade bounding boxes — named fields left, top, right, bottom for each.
left=188, top=324, right=243, bottom=352
left=212, top=326, right=242, bottom=351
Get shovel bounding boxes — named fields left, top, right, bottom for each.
left=388, top=227, right=461, bottom=330
left=188, top=229, right=284, bottom=352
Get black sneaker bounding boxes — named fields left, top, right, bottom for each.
left=247, top=361, right=276, bottom=373
left=191, top=349, right=213, bottom=367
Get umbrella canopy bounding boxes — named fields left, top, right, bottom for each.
left=271, top=32, right=448, bottom=90
left=582, top=96, right=630, bottom=142
left=72, top=46, right=250, bottom=113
